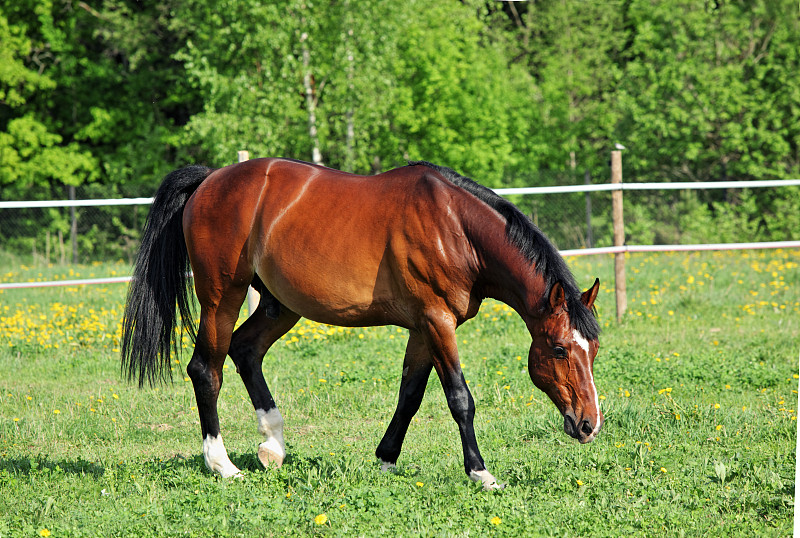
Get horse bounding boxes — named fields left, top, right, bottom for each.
left=121, top=158, right=602, bottom=489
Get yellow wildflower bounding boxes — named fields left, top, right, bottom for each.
left=314, top=514, right=328, bottom=525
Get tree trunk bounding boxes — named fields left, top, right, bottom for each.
left=301, top=32, right=324, bottom=166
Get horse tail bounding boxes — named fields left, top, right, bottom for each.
left=121, top=165, right=214, bottom=387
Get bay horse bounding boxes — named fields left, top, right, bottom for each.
left=121, top=158, right=602, bottom=489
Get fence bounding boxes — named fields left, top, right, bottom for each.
left=2, top=153, right=800, bottom=320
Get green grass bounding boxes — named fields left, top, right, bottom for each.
left=1, top=250, right=797, bottom=536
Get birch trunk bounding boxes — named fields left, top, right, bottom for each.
left=301, top=32, right=323, bottom=166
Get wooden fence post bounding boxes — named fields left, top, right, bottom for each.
left=238, top=150, right=261, bottom=318
left=584, top=169, right=593, bottom=248
left=69, top=184, right=78, bottom=264
left=611, top=150, right=627, bottom=322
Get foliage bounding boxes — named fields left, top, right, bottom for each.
left=617, top=0, right=800, bottom=181
left=1, top=0, right=800, bottom=259
left=0, top=250, right=797, bottom=535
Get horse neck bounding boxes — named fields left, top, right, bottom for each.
left=466, top=211, right=547, bottom=324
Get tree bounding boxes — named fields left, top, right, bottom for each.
left=0, top=4, right=96, bottom=196
left=617, top=0, right=800, bottom=182
left=502, top=0, right=626, bottom=184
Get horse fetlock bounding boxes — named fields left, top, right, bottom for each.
left=256, top=408, right=285, bottom=468
left=379, top=458, right=397, bottom=473
left=202, top=434, right=242, bottom=478
left=469, top=469, right=505, bottom=491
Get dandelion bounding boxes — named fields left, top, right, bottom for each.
left=576, top=479, right=584, bottom=486
left=40, top=530, right=51, bottom=537
left=490, top=516, right=502, bottom=526
left=13, top=417, right=19, bottom=422
left=416, top=481, right=424, bottom=487
left=660, top=467, right=667, bottom=473
left=53, top=409, right=60, bottom=415
left=714, top=403, right=720, bottom=409
left=314, top=513, right=328, bottom=525
left=716, top=425, right=723, bottom=431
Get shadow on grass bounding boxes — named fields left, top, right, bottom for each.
left=0, top=455, right=105, bottom=477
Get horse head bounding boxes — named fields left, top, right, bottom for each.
left=527, top=278, right=603, bottom=443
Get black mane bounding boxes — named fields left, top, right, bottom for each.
left=409, top=161, right=600, bottom=340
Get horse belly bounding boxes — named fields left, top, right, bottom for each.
left=255, top=216, right=407, bottom=327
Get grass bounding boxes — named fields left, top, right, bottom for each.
left=0, top=249, right=797, bottom=536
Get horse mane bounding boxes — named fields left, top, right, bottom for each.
left=409, top=161, right=600, bottom=340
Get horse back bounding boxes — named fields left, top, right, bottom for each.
left=184, top=158, right=483, bottom=327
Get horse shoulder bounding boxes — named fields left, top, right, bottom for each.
left=390, top=173, right=482, bottom=325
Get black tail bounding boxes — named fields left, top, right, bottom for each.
left=121, top=165, right=214, bottom=387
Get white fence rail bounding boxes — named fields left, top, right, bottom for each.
left=3, top=179, right=800, bottom=209
left=2, top=176, right=799, bottom=293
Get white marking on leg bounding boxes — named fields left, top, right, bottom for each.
left=202, top=434, right=242, bottom=478
left=256, top=408, right=286, bottom=468
left=469, top=469, right=504, bottom=490
left=379, top=458, right=396, bottom=473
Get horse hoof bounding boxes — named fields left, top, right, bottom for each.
left=258, top=445, right=284, bottom=469
left=484, top=481, right=506, bottom=491
left=379, top=459, right=396, bottom=473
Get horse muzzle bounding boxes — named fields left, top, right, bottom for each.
left=563, top=410, right=603, bottom=444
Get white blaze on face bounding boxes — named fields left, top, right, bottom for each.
left=573, top=329, right=601, bottom=434
left=202, top=434, right=242, bottom=478
left=572, top=329, right=590, bottom=353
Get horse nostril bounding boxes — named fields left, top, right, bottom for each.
left=580, top=420, right=593, bottom=436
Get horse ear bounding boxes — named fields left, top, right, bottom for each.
left=581, top=278, right=600, bottom=309
left=549, top=282, right=566, bottom=310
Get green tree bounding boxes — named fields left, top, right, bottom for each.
left=0, top=4, right=96, bottom=196
left=617, top=0, right=800, bottom=181
left=503, top=0, right=626, bottom=184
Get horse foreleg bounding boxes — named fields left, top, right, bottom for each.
left=228, top=298, right=300, bottom=470
left=421, top=313, right=503, bottom=490
left=375, top=330, right=433, bottom=471
left=187, top=296, right=245, bottom=478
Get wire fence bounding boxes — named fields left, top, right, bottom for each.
left=1, top=176, right=799, bottom=277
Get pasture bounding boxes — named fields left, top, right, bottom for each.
left=0, top=250, right=797, bottom=536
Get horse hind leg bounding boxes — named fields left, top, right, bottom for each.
left=186, top=284, right=249, bottom=478
left=228, top=287, right=300, bottom=470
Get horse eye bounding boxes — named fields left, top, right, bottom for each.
left=553, top=346, right=567, bottom=359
